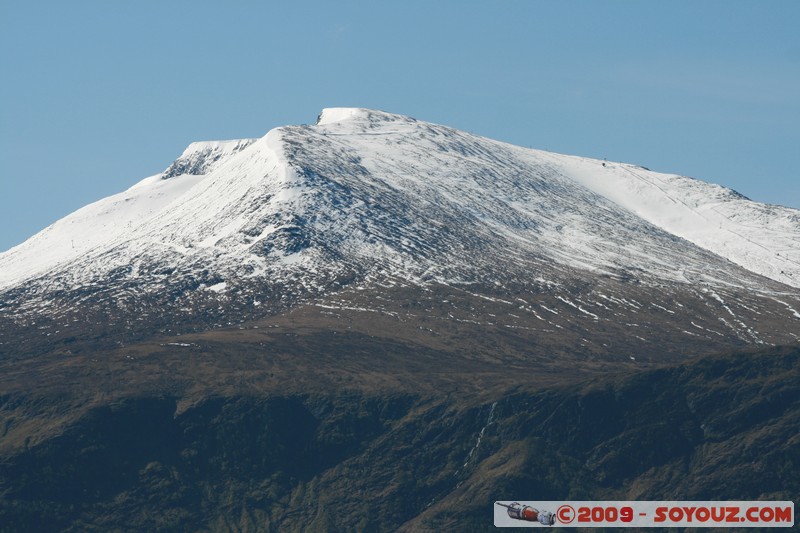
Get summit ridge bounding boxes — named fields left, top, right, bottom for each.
left=1, top=108, right=799, bottom=356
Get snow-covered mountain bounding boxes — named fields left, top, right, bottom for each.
left=1, top=108, right=799, bottom=356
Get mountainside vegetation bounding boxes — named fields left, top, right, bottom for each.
left=1, top=340, right=797, bottom=532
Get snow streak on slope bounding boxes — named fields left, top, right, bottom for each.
left=295, top=108, right=800, bottom=289
left=0, top=173, right=206, bottom=290
left=0, top=139, right=256, bottom=290
left=555, top=155, right=800, bottom=288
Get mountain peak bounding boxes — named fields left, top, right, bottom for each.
left=2, top=108, right=800, bottom=362
left=2, top=108, right=800, bottom=313
left=316, top=107, right=416, bottom=127
left=163, top=138, right=257, bottom=179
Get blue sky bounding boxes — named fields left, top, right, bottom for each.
left=1, top=1, right=798, bottom=252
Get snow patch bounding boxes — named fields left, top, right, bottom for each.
left=317, top=108, right=371, bottom=125
left=206, top=282, right=227, bottom=293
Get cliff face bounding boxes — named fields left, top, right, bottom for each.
left=2, top=347, right=797, bottom=532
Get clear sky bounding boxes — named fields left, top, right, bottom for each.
left=1, top=1, right=798, bottom=252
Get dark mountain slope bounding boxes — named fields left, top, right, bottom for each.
left=1, top=345, right=797, bottom=532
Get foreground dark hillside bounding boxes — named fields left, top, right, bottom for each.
left=1, top=345, right=797, bottom=532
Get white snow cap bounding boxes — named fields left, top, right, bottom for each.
left=316, top=107, right=372, bottom=125
left=316, top=107, right=413, bottom=126
left=1, top=107, right=799, bottom=294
